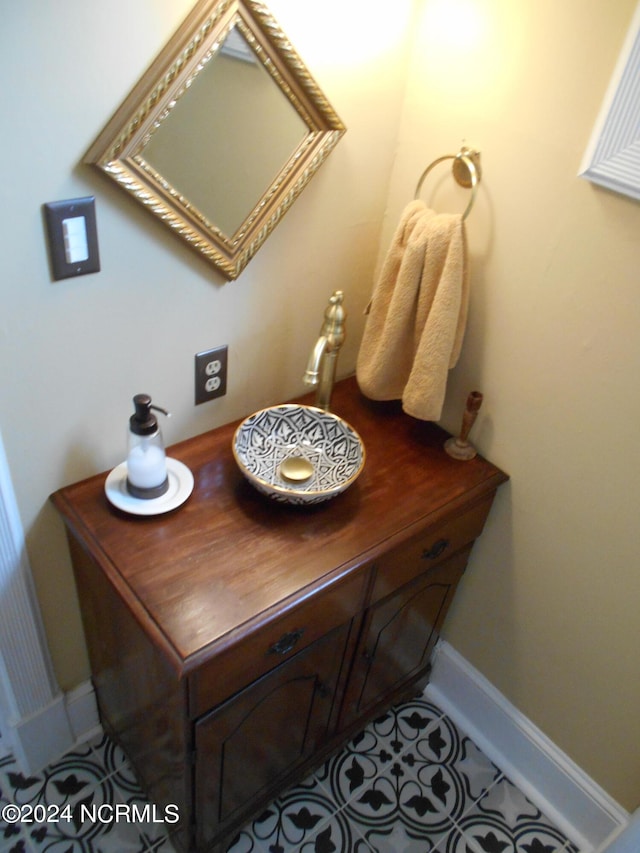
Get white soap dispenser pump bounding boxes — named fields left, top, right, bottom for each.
left=126, top=394, right=171, bottom=499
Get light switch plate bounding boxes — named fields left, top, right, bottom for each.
left=44, top=197, right=100, bottom=280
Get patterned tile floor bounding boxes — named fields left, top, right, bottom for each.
left=0, top=695, right=580, bottom=853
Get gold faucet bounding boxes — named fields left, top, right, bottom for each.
left=303, top=290, right=346, bottom=411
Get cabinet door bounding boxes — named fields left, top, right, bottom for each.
left=194, top=622, right=350, bottom=849
left=341, top=550, right=469, bottom=727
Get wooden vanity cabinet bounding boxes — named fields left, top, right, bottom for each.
left=52, top=378, right=507, bottom=852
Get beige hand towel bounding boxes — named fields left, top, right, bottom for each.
left=356, top=200, right=468, bottom=421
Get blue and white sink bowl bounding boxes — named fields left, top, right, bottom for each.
left=232, top=404, right=365, bottom=505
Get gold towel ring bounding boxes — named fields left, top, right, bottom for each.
left=414, top=146, right=481, bottom=220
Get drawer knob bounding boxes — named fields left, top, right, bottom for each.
left=421, top=539, right=450, bottom=560
left=267, top=628, right=305, bottom=656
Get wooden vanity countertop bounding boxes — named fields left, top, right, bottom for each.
left=52, top=376, right=508, bottom=675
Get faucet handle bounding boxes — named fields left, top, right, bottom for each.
left=324, top=290, right=345, bottom=331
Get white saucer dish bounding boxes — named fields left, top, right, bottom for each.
left=105, top=457, right=194, bottom=516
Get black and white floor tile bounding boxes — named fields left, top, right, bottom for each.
left=0, top=696, right=580, bottom=853
left=0, top=735, right=175, bottom=853
left=226, top=697, right=580, bottom=853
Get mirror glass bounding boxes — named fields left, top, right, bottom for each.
left=85, top=0, right=345, bottom=279
left=142, top=26, right=309, bottom=237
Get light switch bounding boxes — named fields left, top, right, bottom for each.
left=44, top=197, right=100, bottom=280
left=62, top=216, right=89, bottom=264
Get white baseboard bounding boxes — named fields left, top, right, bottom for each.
left=65, top=679, right=101, bottom=743
left=596, top=809, right=640, bottom=853
left=425, top=641, right=628, bottom=853
left=8, top=693, right=74, bottom=774
left=5, top=679, right=101, bottom=774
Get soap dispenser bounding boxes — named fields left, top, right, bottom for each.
left=126, top=394, right=171, bottom=499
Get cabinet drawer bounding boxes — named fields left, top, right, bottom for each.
left=189, top=570, right=365, bottom=718
left=370, top=495, right=493, bottom=605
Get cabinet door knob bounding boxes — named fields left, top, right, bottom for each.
left=421, top=539, right=450, bottom=560
left=267, top=628, right=305, bottom=656
left=316, top=681, right=331, bottom=699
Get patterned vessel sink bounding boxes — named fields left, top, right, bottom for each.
left=232, top=404, right=365, bottom=505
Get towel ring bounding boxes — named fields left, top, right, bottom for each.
left=414, top=146, right=481, bottom=220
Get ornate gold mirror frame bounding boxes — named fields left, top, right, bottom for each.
left=85, top=0, right=346, bottom=279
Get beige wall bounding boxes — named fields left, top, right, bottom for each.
left=388, top=0, right=639, bottom=812
left=1, top=0, right=639, bottom=814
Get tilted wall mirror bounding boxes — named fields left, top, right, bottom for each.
left=85, top=0, right=346, bottom=279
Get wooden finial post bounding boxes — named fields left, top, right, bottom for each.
left=445, top=391, right=483, bottom=460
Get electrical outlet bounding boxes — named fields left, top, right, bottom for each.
left=195, top=346, right=228, bottom=404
